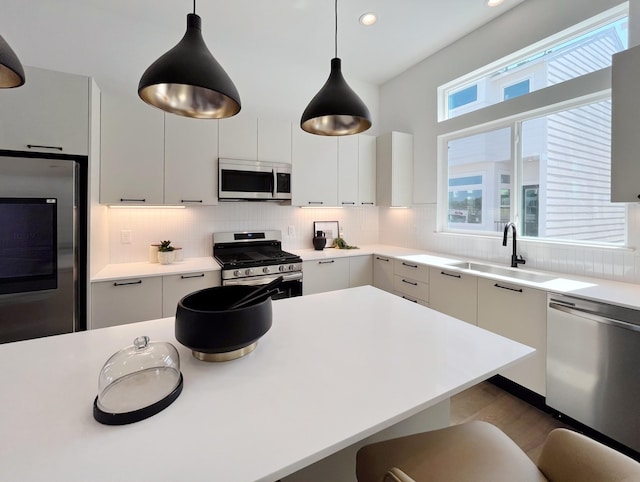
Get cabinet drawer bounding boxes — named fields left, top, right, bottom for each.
left=302, top=258, right=350, bottom=295
left=91, top=277, right=162, bottom=329
left=394, top=291, right=429, bottom=307
left=394, top=259, right=429, bottom=283
left=162, top=271, right=220, bottom=317
left=393, top=275, right=428, bottom=303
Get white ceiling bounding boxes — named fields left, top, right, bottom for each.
left=1, top=0, right=525, bottom=95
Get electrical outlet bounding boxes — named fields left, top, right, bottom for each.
left=120, top=230, right=132, bottom=244
left=287, top=225, right=296, bottom=236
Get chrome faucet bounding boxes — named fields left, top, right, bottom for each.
left=502, top=222, right=526, bottom=268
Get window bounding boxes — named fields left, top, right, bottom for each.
left=448, top=85, right=478, bottom=110
left=439, top=9, right=628, bottom=120
left=439, top=5, right=628, bottom=246
left=504, top=80, right=530, bottom=100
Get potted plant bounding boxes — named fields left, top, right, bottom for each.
left=157, top=240, right=175, bottom=265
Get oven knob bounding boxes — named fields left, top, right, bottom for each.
left=245, top=268, right=254, bottom=276
left=233, top=270, right=241, bottom=277
left=262, top=267, right=270, bottom=274
left=288, top=264, right=295, bottom=271
left=278, top=265, right=286, bottom=272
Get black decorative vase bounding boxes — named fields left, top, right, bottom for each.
left=313, top=230, right=327, bottom=250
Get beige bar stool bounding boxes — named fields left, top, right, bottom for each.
left=356, top=421, right=640, bottom=482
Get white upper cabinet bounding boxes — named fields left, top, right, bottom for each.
left=164, top=115, right=219, bottom=205
left=358, top=135, right=376, bottom=206
left=291, top=128, right=338, bottom=206
left=376, top=131, right=413, bottom=207
left=0, top=66, right=89, bottom=156
left=611, top=45, right=640, bottom=202
left=100, top=94, right=165, bottom=205
left=258, top=118, right=292, bottom=164
left=218, top=114, right=258, bottom=160
left=338, top=136, right=359, bottom=206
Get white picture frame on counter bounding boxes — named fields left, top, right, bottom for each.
left=313, top=221, right=339, bottom=247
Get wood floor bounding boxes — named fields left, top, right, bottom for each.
left=450, top=381, right=569, bottom=464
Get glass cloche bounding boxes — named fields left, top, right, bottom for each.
left=93, top=336, right=183, bottom=425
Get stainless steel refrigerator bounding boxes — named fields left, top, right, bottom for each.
left=0, top=151, right=87, bottom=344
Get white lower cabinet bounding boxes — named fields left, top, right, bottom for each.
left=477, top=277, right=547, bottom=396
left=91, top=277, right=163, bottom=329
left=428, top=267, right=478, bottom=325
left=162, top=272, right=220, bottom=317
left=303, top=258, right=350, bottom=295
left=349, top=255, right=373, bottom=287
left=393, top=259, right=429, bottom=306
left=373, top=255, right=394, bottom=293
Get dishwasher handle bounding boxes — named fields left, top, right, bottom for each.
left=549, top=302, right=640, bottom=333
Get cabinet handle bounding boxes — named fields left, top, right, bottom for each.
left=341, top=201, right=355, bottom=205
left=402, top=279, right=418, bottom=286
left=402, top=262, right=418, bottom=268
left=440, top=271, right=461, bottom=279
left=307, top=201, right=324, bottom=205
left=181, top=199, right=203, bottom=203
left=120, top=198, right=146, bottom=203
left=319, top=260, right=335, bottom=264
left=113, top=280, right=142, bottom=286
left=181, top=273, right=205, bottom=279
left=494, top=283, right=523, bottom=293
left=361, top=202, right=374, bottom=205
left=27, top=144, right=63, bottom=151
left=376, top=256, right=390, bottom=262
left=402, top=296, right=418, bottom=303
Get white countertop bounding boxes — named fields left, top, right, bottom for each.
left=0, top=286, right=532, bottom=482
left=92, top=257, right=220, bottom=282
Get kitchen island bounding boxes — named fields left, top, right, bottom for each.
left=0, top=286, right=533, bottom=482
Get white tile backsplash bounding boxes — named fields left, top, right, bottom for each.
left=105, top=202, right=639, bottom=284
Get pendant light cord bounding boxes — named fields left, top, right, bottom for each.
left=193, top=0, right=196, bottom=14
left=334, top=0, right=338, bottom=58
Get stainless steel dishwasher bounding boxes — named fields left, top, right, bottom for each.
left=547, top=293, right=640, bottom=453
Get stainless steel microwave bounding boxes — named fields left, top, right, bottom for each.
left=218, top=159, right=291, bottom=201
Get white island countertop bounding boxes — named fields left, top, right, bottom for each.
left=0, top=286, right=532, bottom=482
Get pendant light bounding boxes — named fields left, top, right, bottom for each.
left=0, top=34, right=25, bottom=88
left=138, top=0, right=240, bottom=119
left=300, top=0, right=371, bottom=136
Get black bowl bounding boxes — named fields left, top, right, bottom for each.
left=175, top=285, right=272, bottom=362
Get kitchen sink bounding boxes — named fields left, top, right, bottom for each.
left=446, top=261, right=557, bottom=284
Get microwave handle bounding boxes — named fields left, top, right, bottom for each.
left=272, top=169, right=276, bottom=197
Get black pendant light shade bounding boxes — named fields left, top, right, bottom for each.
left=300, top=0, right=371, bottom=136
left=301, top=57, right=371, bottom=136
left=0, top=34, right=25, bottom=88
left=138, top=13, right=240, bottom=119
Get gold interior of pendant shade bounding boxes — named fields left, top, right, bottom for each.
left=0, top=34, right=25, bottom=88
left=139, top=82, right=240, bottom=119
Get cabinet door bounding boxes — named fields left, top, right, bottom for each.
left=349, top=255, right=372, bottom=287
left=162, top=271, right=220, bottom=317
left=302, top=258, right=349, bottom=295
left=338, top=136, right=359, bottom=207
left=611, top=46, right=640, bottom=202
left=100, top=94, right=164, bottom=204
left=373, top=255, right=394, bottom=293
left=164, top=115, right=219, bottom=205
left=91, top=277, right=162, bottom=329
left=428, top=267, right=477, bottom=325
left=358, top=135, right=376, bottom=206
left=477, top=277, right=547, bottom=395
left=0, top=66, right=89, bottom=155
left=291, top=129, right=338, bottom=206
left=258, top=118, right=291, bottom=163
left=376, top=132, right=413, bottom=207
left=218, top=114, right=257, bottom=160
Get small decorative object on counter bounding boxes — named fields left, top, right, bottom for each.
left=93, top=336, right=183, bottom=425
left=157, top=240, right=175, bottom=264
left=331, top=237, right=359, bottom=249
left=148, top=244, right=161, bottom=263
left=313, top=230, right=327, bottom=250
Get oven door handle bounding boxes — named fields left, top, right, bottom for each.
left=223, top=271, right=302, bottom=286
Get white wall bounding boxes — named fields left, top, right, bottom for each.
left=378, top=0, right=640, bottom=284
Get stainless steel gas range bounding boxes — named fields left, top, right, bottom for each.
left=213, top=230, right=302, bottom=299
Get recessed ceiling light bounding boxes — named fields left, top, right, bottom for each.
left=359, top=12, right=377, bottom=26
left=487, top=0, right=505, bottom=6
